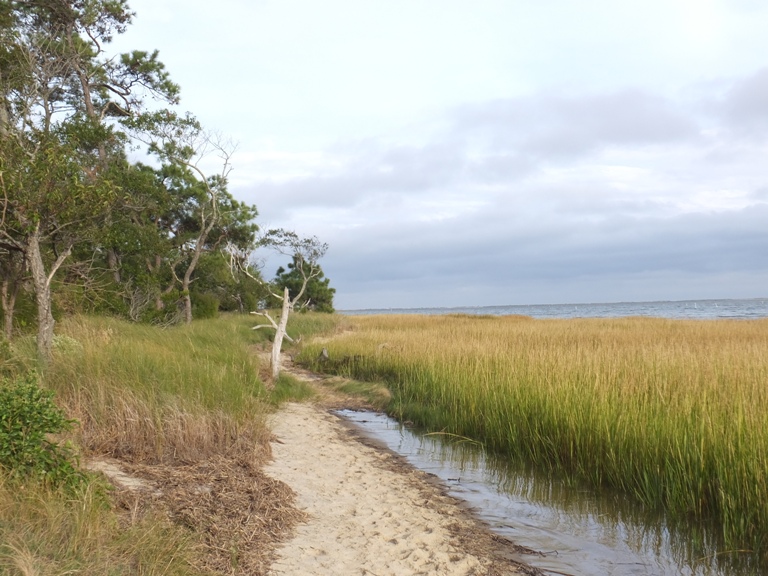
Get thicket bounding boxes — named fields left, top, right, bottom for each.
left=0, top=0, right=336, bottom=363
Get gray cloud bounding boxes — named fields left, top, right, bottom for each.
left=720, top=67, right=768, bottom=136
left=452, top=89, right=699, bottom=159
left=252, top=87, right=704, bottom=219
left=250, top=140, right=467, bottom=219
left=239, top=71, right=768, bottom=308
left=327, top=204, right=768, bottom=308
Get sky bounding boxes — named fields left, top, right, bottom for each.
left=110, top=0, right=768, bottom=309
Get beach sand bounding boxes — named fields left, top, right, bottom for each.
left=265, top=397, right=536, bottom=575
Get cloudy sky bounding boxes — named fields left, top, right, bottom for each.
left=111, top=0, right=768, bottom=309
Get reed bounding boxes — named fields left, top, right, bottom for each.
left=300, top=314, right=768, bottom=557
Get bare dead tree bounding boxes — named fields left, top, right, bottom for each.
left=228, top=231, right=328, bottom=385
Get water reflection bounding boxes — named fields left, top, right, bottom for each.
left=337, top=410, right=762, bottom=576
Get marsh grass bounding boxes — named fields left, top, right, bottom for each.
left=269, top=373, right=317, bottom=405
left=300, top=314, right=768, bottom=558
left=329, top=379, right=392, bottom=410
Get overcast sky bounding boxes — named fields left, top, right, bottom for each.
left=111, top=0, right=768, bottom=309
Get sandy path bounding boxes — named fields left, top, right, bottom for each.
left=265, top=401, right=528, bottom=575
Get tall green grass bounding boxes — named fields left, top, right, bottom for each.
left=0, top=312, right=294, bottom=574
left=300, top=314, right=768, bottom=558
left=43, top=314, right=269, bottom=464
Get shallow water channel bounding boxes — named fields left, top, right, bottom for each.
left=336, top=410, right=761, bottom=576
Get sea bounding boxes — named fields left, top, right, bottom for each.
left=341, top=298, right=768, bottom=320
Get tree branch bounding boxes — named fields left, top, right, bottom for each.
left=249, top=311, right=296, bottom=343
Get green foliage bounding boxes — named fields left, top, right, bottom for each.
left=0, top=373, right=84, bottom=489
left=192, top=292, right=219, bottom=319
left=0, top=288, right=35, bottom=335
left=269, top=373, right=316, bottom=406
left=271, top=256, right=336, bottom=313
left=188, top=252, right=267, bottom=315
left=0, top=338, right=14, bottom=378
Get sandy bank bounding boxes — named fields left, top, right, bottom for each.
left=265, top=401, right=536, bottom=575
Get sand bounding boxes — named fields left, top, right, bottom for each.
left=265, top=401, right=531, bottom=576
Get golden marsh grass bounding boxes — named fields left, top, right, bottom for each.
left=301, top=314, right=768, bottom=557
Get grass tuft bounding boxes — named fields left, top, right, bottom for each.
left=269, top=373, right=317, bottom=405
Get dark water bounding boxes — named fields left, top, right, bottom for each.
left=337, top=410, right=762, bottom=576
left=343, top=298, right=768, bottom=320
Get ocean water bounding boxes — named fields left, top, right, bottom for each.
left=343, top=298, right=768, bottom=320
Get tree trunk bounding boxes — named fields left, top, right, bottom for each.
left=1, top=278, right=18, bottom=341
left=0, top=251, right=23, bottom=341
left=107, top=247, right=121, bottom=283
left=180, top=226, right=212, bottom=324
left=26, top=230, right=55, bottom=363
left=181, top=260, right=195, bottom=324
left=270, top=287, right=291, bottom=383
left=182, top=291, right=193, bottom=324
left=25, top=226, right=72, bottom=363
left=0, top=70, right=9, bottom=139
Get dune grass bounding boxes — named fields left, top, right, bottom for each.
left=43, top=314, right=269, bottom=464
left=300, top=313, right=768, bottom=559
left=0, top=479, right=201, bottom=576
left=0, top=311, right=334, bottom=575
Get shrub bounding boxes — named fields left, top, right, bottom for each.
left=192, top=292, right=220, bottom=319
left=0, top=338, right=14, bottom=378
left=0, top=373, right=85, bottom=489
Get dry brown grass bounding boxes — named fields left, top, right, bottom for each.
left=113, top=455, right=306, bottom=575
left=62, top=385, right=269, bottom=465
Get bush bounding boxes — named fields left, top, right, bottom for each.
left=0, top=338, right=14, bottom=378
left=192, top=292, right=220, bottom=319
left=0, top=373, right=85, bottom=489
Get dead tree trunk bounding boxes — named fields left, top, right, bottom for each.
left=270, top=287, right=291, bottom=382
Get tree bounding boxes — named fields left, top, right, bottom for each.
left=0, top=0, right=179, bottom=359
left=125, top=111, right=258, bottom=323
left=0, top=117, right=115, bottom=360
left=272, top=256, right=335, bottom=313
left=0, top=246, right=25, bottom=341
left=229, top=230, right=329, bottom=384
